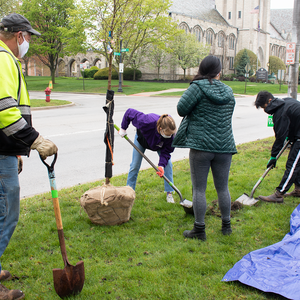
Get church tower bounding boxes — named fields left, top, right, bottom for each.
left=214, top=0, right=271, bottom=69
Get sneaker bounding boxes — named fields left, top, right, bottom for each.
left=166, top=193, right=175, bottom=203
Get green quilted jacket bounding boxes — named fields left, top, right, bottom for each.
left=172, top=79, right=237, bottom=154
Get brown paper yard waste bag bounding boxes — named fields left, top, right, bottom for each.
left=80, top=184, right=135, bottom=226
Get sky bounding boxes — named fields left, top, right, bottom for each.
left=270, top=0, right=294, bottom=9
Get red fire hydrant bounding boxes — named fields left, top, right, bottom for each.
left=45, top=87, right=51, bottom=102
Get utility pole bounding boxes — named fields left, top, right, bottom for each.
left=288, top=0, right=300, bottom=99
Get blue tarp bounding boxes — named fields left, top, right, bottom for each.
left=222, top=204, right=300, bottom=300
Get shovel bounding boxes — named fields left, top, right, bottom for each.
left=40, top=154, right=85, bottom=298
left=114, top=124, right=194, bottom=214
left=236, top=140, right=290, bottom=206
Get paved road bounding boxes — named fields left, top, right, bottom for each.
left=19, top=91, right=276, bottom=198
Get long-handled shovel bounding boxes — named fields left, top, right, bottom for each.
left=114, top=124, right=194, bottom=214
left=236, top=140, right=290, bottom=206
left=40, top=154, right=85, bottom=298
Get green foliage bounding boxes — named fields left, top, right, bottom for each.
left=2, top=137, right=298, bottom=299
left=93, top=67, right=118, bottom=80
left=234, top=49, right=260, bottom=76
left=269, top=56, right=286, bottom=76
left=147, top=44, right=170, bottom=79
left=123, top=68, right=142, bottom=80
left=170, top=32, right=210, bottom=79
left=83, top=67, right=100, bottom=78
left=81, top=0, right=182, bottom=74
left=21, top=0, right=87, bottom=84
left=0, top=0, right=20, bottom=18
left=235, top=49, right=251, bottom=76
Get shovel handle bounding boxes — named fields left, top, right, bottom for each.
left=40, top=154, right=63, bottom=230
left=114, top=124, right=185, bottom=202
left=250, top=140, right=290, bottom=198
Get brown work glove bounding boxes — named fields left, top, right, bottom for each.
left=31, top=135, right=58, bottom=160
left=17, top=156, right=23, bottom=174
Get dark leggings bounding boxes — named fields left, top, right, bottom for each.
left=189, top=149, right=232, bottom=225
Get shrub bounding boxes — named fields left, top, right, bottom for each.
left=84, top=66, right=100, bottom=78
left=221, top=74, right=235, bottom=81
left=93, top=67, right=118, bottom=80
left=123, top=68, right=142, bottom=80
left=269, top=56, right=286, bottom=76
left=237, top=76, right=246, bottom=81
left=234, top=49, right=260, bottom=77
left=249, top=76, right=256, bottom=82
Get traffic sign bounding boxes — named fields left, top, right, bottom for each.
left=286, top=42, right=296, bottom=65
left=114, top=52, right=121, bottom=56
left=121, top=48, right=129, bottom=52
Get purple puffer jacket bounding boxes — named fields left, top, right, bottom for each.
left=121, top=108, right=174, bottom=167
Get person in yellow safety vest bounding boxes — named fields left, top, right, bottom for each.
left=0, top=13, right=57, bottom=300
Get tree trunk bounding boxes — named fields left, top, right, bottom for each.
left=108, top=52, right=113, bottom=90
left=51, top=68, right=56, bottom=86
left=183, top=69, right=186, bottom=80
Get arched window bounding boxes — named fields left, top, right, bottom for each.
left=179, top=22, right=189, bottom=34
left=229, top=34, right=235, bottom=49
left=206, top=30, right=213, bottom=45
left=192, top=26, right=202, bottom=42
left=218, top=32, right=225, bottom=48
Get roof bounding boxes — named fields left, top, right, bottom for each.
left=270, top=9, right=293, bottom=34
left=169, top=0, right=229, bottom=26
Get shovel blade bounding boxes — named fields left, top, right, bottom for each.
left=180, top=199, right=194, bottom=215
left=53, top=261, right=85, bottom=299
left=235, top=193, right=259, bottom=206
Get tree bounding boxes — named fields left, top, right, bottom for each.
left=147, top=44, right=169, bottom=79
left=268, top=56, right=286, bottom=76
left=0, top=0, right=20, bottom=18
left=235, top=49, right=251, bottom=77
left=21, top=0, right=87, bottom=84
left=234, top=49, right=260, bottom=76
left=82, top=0, right=181, bottom=89
left=129, top=46, right=149, bottom=80
left=170, top=32, right=210, bottom=80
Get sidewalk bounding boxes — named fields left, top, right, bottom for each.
left=130, top=88, right=187, bottom=96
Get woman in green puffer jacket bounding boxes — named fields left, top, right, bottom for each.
left=172, top=55, right=237, bottom=241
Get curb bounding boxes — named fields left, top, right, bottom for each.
left=31, top=102, right=75, bottom=110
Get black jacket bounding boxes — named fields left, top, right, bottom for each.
left=265, top=97, right=300, bottom=156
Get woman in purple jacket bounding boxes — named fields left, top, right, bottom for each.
left=119, top=109, right=176, bottom=203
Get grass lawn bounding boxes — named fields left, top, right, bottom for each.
left=4, top=137, right=298, bottom=299
left=30, top=99, right=71, bottom=107
left=25, top=76, right=298, bottom=96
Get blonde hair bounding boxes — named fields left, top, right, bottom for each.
left=156, top=114, right=176, bottom=133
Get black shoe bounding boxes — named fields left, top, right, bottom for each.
left=222, top=220, right=232, bottom=235
left=183, top=223, right=206, bottom=241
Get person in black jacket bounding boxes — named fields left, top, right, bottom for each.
left=255, top=91, right=300, bottom=203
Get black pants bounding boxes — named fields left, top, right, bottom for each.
left=278, top=140, right=300, bottom=193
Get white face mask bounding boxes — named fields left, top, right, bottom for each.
left=160, top=130, right=172, bottom=139
left=17, top=33, right=29, bottom=58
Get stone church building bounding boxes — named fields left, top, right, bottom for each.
left=159, top=0, right=291, bottom=79
left=26, top=0, right=292, bottom=80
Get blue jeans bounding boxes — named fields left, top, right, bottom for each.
left=127, top=134, right=174, bottom=192
left=0, top=155, right=20, bottom=273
